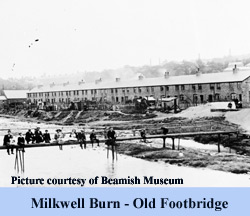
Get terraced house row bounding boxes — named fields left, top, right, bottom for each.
left=27, top=64, right=250, bottom=107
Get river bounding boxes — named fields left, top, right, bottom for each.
left=0, top=117, right=249, bottom=187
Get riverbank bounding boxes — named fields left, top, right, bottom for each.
left=116, top=142, right=250, bottom=174
left=0, top=105, right=250, bottom=176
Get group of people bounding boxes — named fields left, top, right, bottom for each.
left=2, top=127, right=117, bottom=155
left=3, top=130, right=26, bottom=155
left=3, top=126, right=167, bottom=155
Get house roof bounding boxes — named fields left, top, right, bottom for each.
left=3, top=90, right=28, bottom=99
left=29, top=68, right=250, bottom=93
left=0, top=96, right=6, bottom=101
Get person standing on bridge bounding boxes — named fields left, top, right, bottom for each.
left=107, top=127, right=116, bottom=146
left=3, top=129, right=14, bottom=155
left=17, top=132, right=25, bottom=152
left=43, top=130, right=51, bottom=143
left=54, top=129, right=64, bottom=150
left=161, top=127, right=169, bottom=135
left=77, top=129, right=86, bottom=149
left=25, top=129, right=34, bottom=144
left=140, top=128, right=147, bottom=143
left=90, top=129, right=99, bottom=147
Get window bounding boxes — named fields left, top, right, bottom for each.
left=193, top=94, right=198, bottom=103
left=91, top=90, right=94, bottom=94
left=180, top=95, right=184, bottom=101
left=215, top=93, right=220, bottom=101
left=138, top=88, right=142, bottom=93
left=115, top=89, right=118, bottom=93
left=85, top=90, right=88, bottom=94
left=181, top=85, right=185, bottom=90
left=133, top=88, right=136, bottom=93
left=160, top=86, right=164, bottom=91
left=82, top=90, right=84, bottom=95
left=239, top=94, right=242, bottom=101
left=229, top=83, right=234, bottom=88
left=210, top=84, right=215, bottom=90
left=116, top=97, right=119, bottom=102
left=68, top=91, right=71, bottom=96
left=122, top=89, right=125, bottom=93
left=200, top=95, right=204, bottom=103
left=237, top=82, right=241, bottom=89
left=121, top=97, right=124, bottom=102
left=94, top=89, right=97, bottom=94
left=127, top=89, right=129, bottom=93
left=146, top=87, right=149, bottom=92
left=165, top=86, right=169, bottom=91
left=111, top=89, right=114, bottom=93
left=76, top=91, right=79, bottom=95
left=216, top=83, right=221, bottom=90
left=192, top=85, right=196, bottom=90
left=151, top=87, right=154, bottom=92
left=175, top=85, right=179, bottom=91
left=231, top=93, right=237, bottom=100
left=198, top=84, right=202, bottom=90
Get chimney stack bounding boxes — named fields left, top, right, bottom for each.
left=50, top=82, right=55, bottom=88
left=164, top=71, right=170, bottom=79
left=63, top=81, right=69, bottom=86
left=95, top=78, right=102, bottom=84
left=196, top=68, right=201, bottom=76
left=115, top=77, right=121, bottom=82
left=233, top=64, right=238, bottom=74
left=138, top=74, right=144, bottom=80
left=78, top=80, right=85, bottom=85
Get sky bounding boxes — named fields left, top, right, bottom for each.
left=0, top=0, right=250, bottom=79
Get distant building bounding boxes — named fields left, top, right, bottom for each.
left=28, top=64, right=250, bottom=108
left=3, top=90, right=28, bottom=109
left=0, top=95, right=7, bottom=109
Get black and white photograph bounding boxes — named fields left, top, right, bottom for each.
left=0, top=0, right=250, bottom=187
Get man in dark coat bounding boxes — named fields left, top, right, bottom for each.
left=77, top=129, right=86, bottom=149
left=3, top=129, right=14, bottom=155
left=25, top=129, right=34, bottom=144
left=161, top=127, right=169, bottom=135
left=43, top=130, right=51, bottom=143
left=34, top=127, right=43, bottom=143
left=17, top=132, right=25, bottom=152
left=107, top=127, right=116, bottom=146
left=89, top=129, right=99, bottom=147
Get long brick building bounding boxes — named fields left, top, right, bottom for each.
left=27, top=64, right=250, bottom=108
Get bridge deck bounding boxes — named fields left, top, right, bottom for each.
left=0, top=130, right=237, bottom=151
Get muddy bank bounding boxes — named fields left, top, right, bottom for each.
left=116, top=142, right=250, bottom=174
left=0, top=109, right=157, bottom=125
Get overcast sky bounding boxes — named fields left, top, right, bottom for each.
left=0, top=0, right=250, bottom=79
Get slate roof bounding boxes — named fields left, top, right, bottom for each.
left=29, top=68, right=250, bottom=93
left=3, top=90, right=28, bottom=99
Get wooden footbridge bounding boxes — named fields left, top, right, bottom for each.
left=0, top=130, right=238, bottom=153
left=0, top=128, right=239, bottom=173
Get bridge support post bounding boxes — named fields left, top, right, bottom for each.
left=228, top=134, right=231, bottom=153
left=172, top=138, right=175, bottom=150
left=163, top=138, right=166, bottom=148
left=217, top=134, right=221, bottom=153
